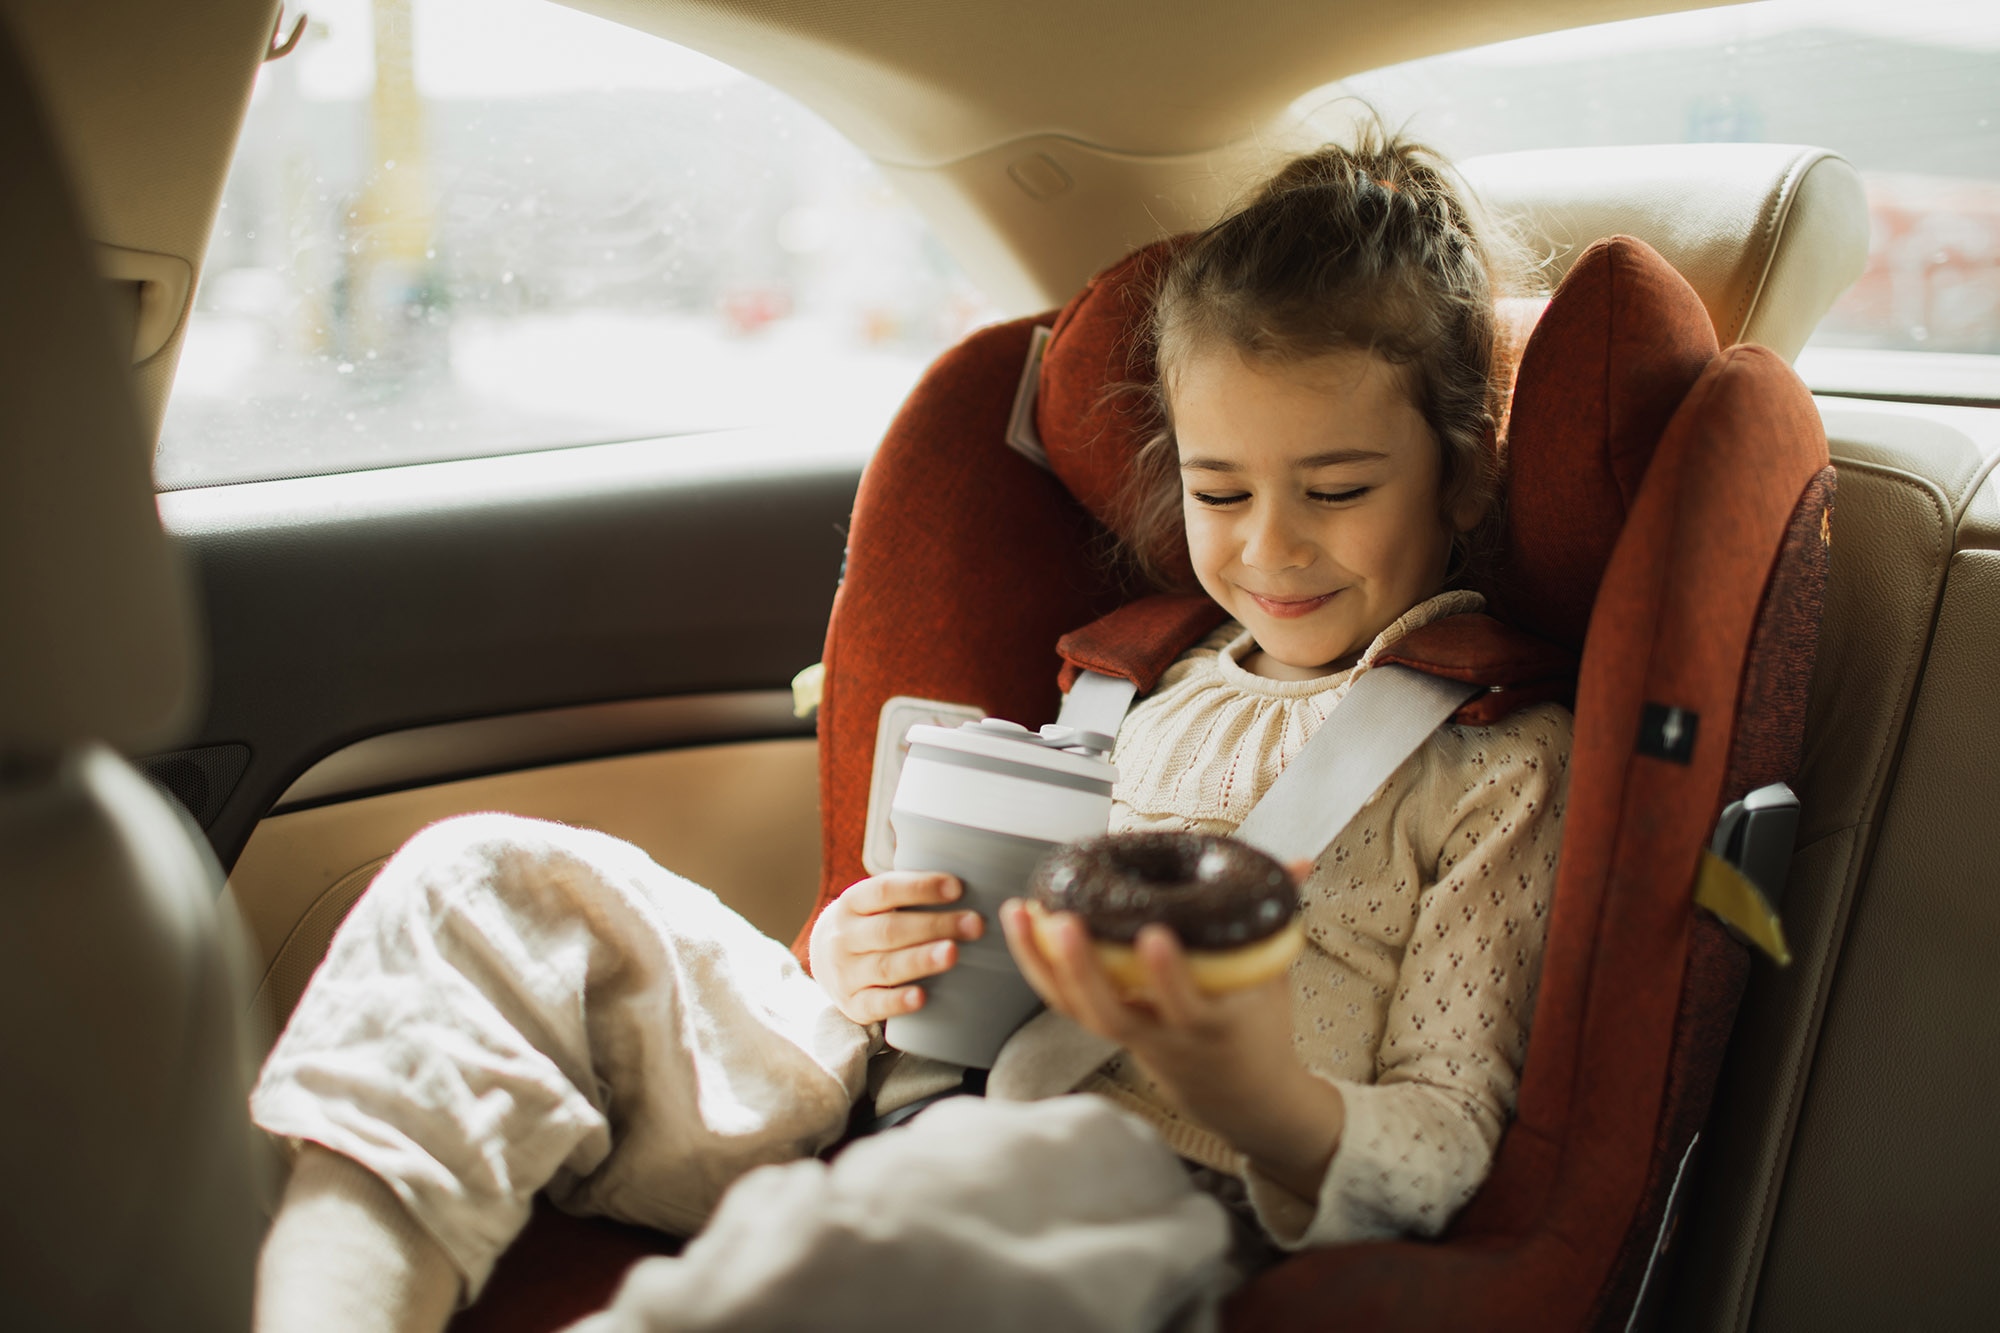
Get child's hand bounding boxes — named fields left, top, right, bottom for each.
left=999, top=898, right=1344, bottom=1201
left=810, top=873, right=984, bottom=1026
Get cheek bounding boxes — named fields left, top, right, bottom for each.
left=1181, top=502, right=1235, bottom=584
left=1338, top=497, right=1450, bottom=586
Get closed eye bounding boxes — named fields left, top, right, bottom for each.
left=1308, top=487, right=1370, bottom=504
left=1190, top=491, right=1249, bottom=507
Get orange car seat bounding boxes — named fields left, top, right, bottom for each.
left=799, top=232, right=1831, bottom=1332
left=450, top=234, right=1831, bottom=1332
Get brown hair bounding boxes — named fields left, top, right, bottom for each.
left=1115, top=125, right=1528, bottom=590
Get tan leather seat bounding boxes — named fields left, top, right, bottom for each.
left=0, top=21, right=263, bottom=1331
left=1464, top=142, right=1871, bottom=359
left=1667, top=402, right=2000, bottom=1331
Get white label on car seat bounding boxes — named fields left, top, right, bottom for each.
left=1004, top=325, right=1053, bottom=470
left=864, top=696, right=986, bottom=875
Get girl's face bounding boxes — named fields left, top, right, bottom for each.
left=1170, top=346, right=1472, bottom=681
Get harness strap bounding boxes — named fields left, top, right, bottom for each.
left=985, top=664, right=1475, bottom=1104
left=1234, top=665, right=1482, bottom=865
left=1054, top=669, right=1137, bottom=739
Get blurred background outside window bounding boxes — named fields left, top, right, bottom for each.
left=1327, top=0, right=1999, bottom=404
left=164, top=0, right=1998, bottom=490
left=157, top=0, right=997, bottom=490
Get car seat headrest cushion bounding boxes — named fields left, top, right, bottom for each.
left=1491, top=235, right=1719, bottom=653
left=1034, top=234, right=1715, bottom=655
left=1035, top=237, right=1192, bottom=582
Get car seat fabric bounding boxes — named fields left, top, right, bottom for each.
left=1496, top=236, right=1720, bottom=653
left=1593, top=462, right=1833, bottom=1328
left=797, top=315, right=1139, bottom=964
left=1052, top=591, right=1229, bottom=693
left=1036, top=238, right=1193, bottom=585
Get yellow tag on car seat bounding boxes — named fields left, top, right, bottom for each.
left=1693, top=850, right=1792, bottom=966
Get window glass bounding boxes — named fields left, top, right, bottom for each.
left=157, top=0, right=997, bottom=490
left=1324, top=0, right=2000, bottom=401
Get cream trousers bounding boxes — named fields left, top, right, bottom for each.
left=250, top=814, right=1228, bottom=1328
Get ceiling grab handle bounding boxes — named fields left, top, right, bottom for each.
left=265, top=5, right=307, bottom=63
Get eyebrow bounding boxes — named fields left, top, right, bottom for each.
left=1178, top=447, right=1390, bottom=472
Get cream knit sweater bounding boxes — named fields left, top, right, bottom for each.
left=1083, top=590, right=1571, bottom=1248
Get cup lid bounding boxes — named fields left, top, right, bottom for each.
left=904, top=718, right=1116, bottom=782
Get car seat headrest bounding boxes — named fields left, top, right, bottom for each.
left=1035, top=237, right=1187, bottom=580
left=1462, top=143, right=1869, bottom=360
left=1498, top=235, right=1719, bottom=652
left=1029, top=142, right=1862, bottom=559
left=1034, top=230, right=1720, bottom=656
left=0, top=30, right=197, bottom=755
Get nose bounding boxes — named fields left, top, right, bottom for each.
left=1240, top=500, right=1313, bottom=573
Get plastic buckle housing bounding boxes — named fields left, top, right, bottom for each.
left=1709, top=782, right=1800, bottom=908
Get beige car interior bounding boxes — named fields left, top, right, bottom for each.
left=0, top=14, right=263, bottom=1329
left=2, top=0, right=1995, bottom=1328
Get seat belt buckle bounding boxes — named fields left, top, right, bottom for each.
left=1695, top=782, right=1799, bottom=965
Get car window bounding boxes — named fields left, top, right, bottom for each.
left=1320, top=0, right=1999, bottom=404
left=156, top=0, right=997, bottom=491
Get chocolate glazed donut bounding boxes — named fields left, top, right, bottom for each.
left=1026, top=831, right=1304, bottom=995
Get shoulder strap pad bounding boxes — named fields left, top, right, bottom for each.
left=1058, top=599, right=1576, bottom=726
left=1054, top=592, right=1229, bottom=694
left=1375, top=613, right=1577, bottom=725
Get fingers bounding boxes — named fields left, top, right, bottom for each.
left=1047, top=911, right=1141, bottom=1035
left=817, top=874, right=985, bottom=1024
left=866, top=938, right=961, bottom=988
left=841, top=982, right=927, bottom=1026
left=1136, top=925, right=1206, bottom=1028
left=1000, top=900, right=1063, bottom=1007
left=1003, top=900, right=1173, bottom=1041
left=1001, top=901, right=1098, bottom=1023
left=852, top=904, right=983, bottom=955
left=846, top=872, right=964, bottom=915
left=1002, top=905, right=1254, bottom=1062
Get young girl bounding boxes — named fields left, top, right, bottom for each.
left=250, top=130, right=1569, bottom=1331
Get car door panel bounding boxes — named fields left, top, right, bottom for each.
left=227, top=734, right=821, bottom=1058
left=155, top=434, right=862, bottom=872
left=152, top=435, right=858, bottom=1054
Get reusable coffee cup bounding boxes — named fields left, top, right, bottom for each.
left=882, top=717, right=1116, bottom=1068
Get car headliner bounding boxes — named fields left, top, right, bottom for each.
left=566, top=0, right=1722, bottom=164
left=2, top=0, right=1738, bottom=436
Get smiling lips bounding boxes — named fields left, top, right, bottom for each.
left=1246, top=589, right=1340, bottom=619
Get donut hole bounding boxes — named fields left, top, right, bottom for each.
left=1113, top=836, right=1209, bottom=889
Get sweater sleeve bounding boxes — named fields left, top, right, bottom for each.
left=1243, top=704, right=1572, bottom=1248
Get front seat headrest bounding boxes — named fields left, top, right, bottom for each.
left=0, top=28, right=197, bottom=756
left=1462, top=142, right=1869, bottom=360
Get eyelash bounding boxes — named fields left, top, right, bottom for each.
left=1190, top=487, right=1371, bottom=508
